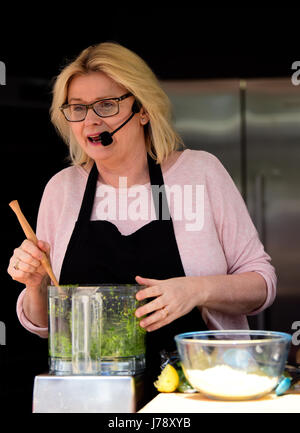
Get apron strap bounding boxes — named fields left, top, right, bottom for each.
left=147, top=153, right=170, bottom=221
left=77, top=162, right=99, bottom=223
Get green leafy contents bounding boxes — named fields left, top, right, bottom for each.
left=48, top=292, right=72, bottom=359
left=95, top=293, right=146, bottom=358
left=48, top=289, right=146, bottom=360
left=99, top=313, right=146, bottom=357
left=49, top=334, right=72, bottom=359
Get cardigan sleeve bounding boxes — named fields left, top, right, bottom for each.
left=204, top=152, right=277, bottom=315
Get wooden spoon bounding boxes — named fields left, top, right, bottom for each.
left=9, top=200, right=60, bottom=289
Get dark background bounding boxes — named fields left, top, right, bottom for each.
left=1, top=7, right=298, bottom=81
left=0, top=7, right=299, bottom=415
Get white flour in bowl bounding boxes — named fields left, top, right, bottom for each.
left=185, top=365, right=278, bottom=400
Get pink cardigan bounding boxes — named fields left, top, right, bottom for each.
left=17, top=149, right=276, bottom=337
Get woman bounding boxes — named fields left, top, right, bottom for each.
left=8, top=42, right=276, bottom=399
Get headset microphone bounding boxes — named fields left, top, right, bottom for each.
left=98, top=131, right=114, bottom=147
left=98, top=100, right=140, bottom=146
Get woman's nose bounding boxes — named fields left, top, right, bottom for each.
left=84, top=107, right=104, bottom=125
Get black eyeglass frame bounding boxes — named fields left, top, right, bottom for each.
left=60, top=92, right=133, bottom=122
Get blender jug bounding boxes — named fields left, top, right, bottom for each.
left=48, top=285, right=146, bottom=376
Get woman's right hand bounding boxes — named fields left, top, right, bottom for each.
left=7, top=239, right=51, bottom=289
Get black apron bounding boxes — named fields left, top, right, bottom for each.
left=59, top=153, right=207, bottom=401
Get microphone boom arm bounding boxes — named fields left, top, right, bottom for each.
left=98, top=100, right=139, bottom=146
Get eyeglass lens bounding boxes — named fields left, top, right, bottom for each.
left=64, top=99, right=119, bottom=121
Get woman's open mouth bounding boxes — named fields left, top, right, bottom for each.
left=87, top=134, right=102, bottom=144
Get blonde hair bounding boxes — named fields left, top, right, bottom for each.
left=50, top=42, right=183, bottom=165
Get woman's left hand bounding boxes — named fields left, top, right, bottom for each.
left=134, top=275, right=201, bottom=332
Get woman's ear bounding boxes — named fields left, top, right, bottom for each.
left=139, top=107, right=149, bottom=125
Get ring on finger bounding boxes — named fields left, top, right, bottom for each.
left=162, top=306, right=169, bottom=318
left=13, top=260, right=20, bottom=270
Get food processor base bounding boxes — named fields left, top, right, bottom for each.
left=32, top=373, right=145, bottom=413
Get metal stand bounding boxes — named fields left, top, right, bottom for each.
left=32, top=374, right=145, bottom=413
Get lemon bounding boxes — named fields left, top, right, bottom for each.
left=154, top=364, right=180, bottom=393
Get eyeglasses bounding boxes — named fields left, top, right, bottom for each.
left=60, top=92, right=132, bottom=122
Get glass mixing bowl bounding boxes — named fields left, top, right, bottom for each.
left=175, top=330, right=292, bottom=400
